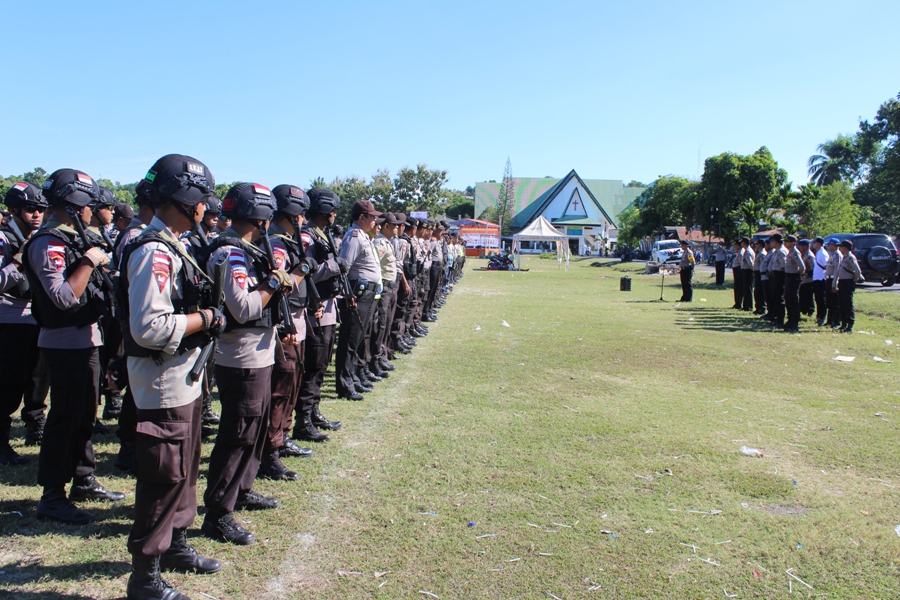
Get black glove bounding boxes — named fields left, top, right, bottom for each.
left=209, top=307, right=227, bottom=336
left=336, top=257, right=350, bottom=274
left=302, top=257, right=319, bottom=274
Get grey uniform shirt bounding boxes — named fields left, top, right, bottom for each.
left=340, top=225, right=382, bottom=284
left=753, top=248, right=767, bottom=272
left=114, top=219, right=146, bottom=267
left=732, top=249, right=743, bottom=269
left=835, top=252, right=863, bottom=288
left=0, top=221, right=34, bottom=325
left=714, top=246, right=727, bottom=261
left=800, top=250, right=815, bottom=284
left=300, top=227, right=341, bottom=328
left=26, top=226, right=103, bottom=349
left=373, top=234, right=397, bottom=284
left=391, top=236, right=408, bottom=283
left=759, top=250, right=771, bottom=279
left=741, top=247, right=755, bottom=270
left=419, top=237, right=433, bottom=271
left=825, top=250, right=840, bottom=279
left=126, top=217, right=203, bottom=410
left=429, top=239, right=443, bottom=265
left=770, top=247, right=787, bottom=272
left=208, top=234, right=276, bottom=369
left=784, top=247, right=806, bottom=275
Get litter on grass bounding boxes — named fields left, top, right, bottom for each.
left=786, top=568, right=813, bottom=589
left=887, top=340, right=893, bottom=345
left=740, top=446, right=764, bottom=457
left=833, top=356, right=856, bottom=362
left=419, top=591, right=441, bottom=599
left=501, top=320, right=510, bottom=327
left=873, top=356, right=892, bottom=363
left=894, top=524, right=900, bottom=537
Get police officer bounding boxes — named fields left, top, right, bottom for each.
left=113, top=202, right=134, bottom=236
left=752, top=238, right=767, bottom=315
left=201, top=183, right=288, bottom=545
left=740, top=237, right=755, bottom=311
left=798, top=239, right=815, bottom=317
left=387, top=213, right=412, bottom=362
left=714, top=242, right=727, bottom=286
left=0, top=182, right=50, bottom=463
left=824, top=238, right=842, bottom=328
left=834, top=239, right=863, bottom=333
left=120, top=154, right=223, bottom=600
left=812, top=237, right=829, bottom=326
left=335, top=200, right=382, bottom=399
left=782, top=234, right=805, bottom=333
left=423, top=222, right=444, bottom=322
left=765, top=233, right=786, bottom=327
left=758, top=238, right=773, bottom=318
left=264, top=185, right=319, bottom=458
left=731, top=241, right=743, bottom=309
left=371, top=213, right=400, bottom=376
left=298, top=189, right=352, bottom=408
left=23, top=169, right=124, bottom=524
left=395, top=216, right=419, bottom=354
left=677, top=239, right=694, bottom=302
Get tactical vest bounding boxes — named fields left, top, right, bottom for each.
left=271, top=233, right=309, bottom=309
left=302, top=225, right=342, bottom=298
left=401, top=234, right=417, bottom=279
left=117, top=230, right=213, bottom=358
left=112, top=222, right=147, bottom=257
left=22, top=227, right=106, bottom=329
left=0, top=221, right=31, bottom=300
left=207, top=235, right=280, bottom=332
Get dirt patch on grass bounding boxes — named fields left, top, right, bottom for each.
left=759, top=504, right=809, bottom=516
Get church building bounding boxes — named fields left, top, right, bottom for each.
left=474, top=170, right=646, bottom=255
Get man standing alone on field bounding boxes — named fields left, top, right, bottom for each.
left=678, top=239, right=694, bottom=302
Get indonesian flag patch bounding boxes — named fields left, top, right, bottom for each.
left=152, top=251, right=171, bottom=292
left=13, top=182, right=28, bottom=192
left=273, top=245, right=286, bottom=270
left=47, top=241, right=66, bottom=271
left=300, top=233, right=313, bottom=251
left=229, top=249, right=248, bottom=290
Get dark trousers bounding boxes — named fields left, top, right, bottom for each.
left=769, top=271, right=785, bottom=324
left=0, top=323, right=49, bottom=441
left=732, top=268, right=742, bottom=307
left=117, top=386, right=137, bottom=448
left=826, top=279, right=841, bottom=325
left=381, top=284, right=399, bottom=359
left=838, top=279, right=856, bottom=329
left=335, top=291, right=376, bottom=394
left=204, top=364, right=272, bottom=515
left=813, top=279, right=829, bottom=321
left=799, top=282, right=815, bottom=316
left=424, top=264, right=442, bottom=315
left=715, top=261, right=725, bottom=285
left=38, top=347, right=99, bottom=490
left=405, top=278, right=420, bottom=330
left=269, top=342, right=300, bottom=451
left=296, top=323, right=335, bottom=416
left=753, top=272, right=766, bottom=313
left=390, top=282, right=410, bottom=350
left=371, top=285, right=395, bottom=363
left=100, top=315, right=123, bottom=411
left=741, top=269, right=754, bottom=310
left=679, top=266, right=693, bottom=301
left=128, top=397, right=201, bottom=557
left=784, top=273, right=802, bottom=328
left=413, top=272, right=429, bottom=326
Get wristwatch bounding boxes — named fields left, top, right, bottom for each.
left=266, top=275, right=281, bottom=290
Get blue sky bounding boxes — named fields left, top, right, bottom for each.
left=2, top=1, right=897, bottom=192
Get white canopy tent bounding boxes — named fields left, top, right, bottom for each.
left=512, top=215, right=571, bottom=270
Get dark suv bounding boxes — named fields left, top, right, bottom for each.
left=825, top=233, right=900, bottom=286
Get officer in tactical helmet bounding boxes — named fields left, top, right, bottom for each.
left=120, top=154, right=224, bottom=600
left=22, top=169, right=125, bottom=524
left=201, top=182, right=291, bottom=545
left=0, top=182, right=50, bottom=464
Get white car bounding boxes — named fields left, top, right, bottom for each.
left=651, top=240, right=683, bottom=263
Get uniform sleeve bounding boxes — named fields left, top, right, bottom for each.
left=127, top=242, right=188, bottom=355
left=212, top=247, right=264, bottom=324
left=115, top=227, right=140, bottom=267
left=27, top=236, right=81, bottom=310
left=339, top=231, right=361, bottom=267
left=0, top=237, right=25, bottom=293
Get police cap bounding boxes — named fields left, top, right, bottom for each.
left=144, top=154, right=215, bottom=207
left=42, top=169, right=99, bottom=207
left=272, top=184, right=310, bottom=217
left=4, top=181, right=48, bottom=209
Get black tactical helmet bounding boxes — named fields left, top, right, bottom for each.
left=4, top=181, right=48, bottom=209
left=144, top=154, right=215, bottom=207
left=204, top=196, right=221, bottom=215
left=93, top=186, right=117, bottom=209
left=272, top=184, right=310, bottom=217
left=42, top=169, right=99, bottom=207
left=307, top=188, right=340, bottom=214
left=134, top=179, right=154, bottom=206
left=332, top=224, right=345, bottom=237
left=221, top=182, right=276, bottom=221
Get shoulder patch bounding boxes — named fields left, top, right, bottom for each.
left=152, top=251, right=172, bottom=292
left=300, top=232, right=313, bottom=251
left=272, top=243, right=287, bottom=270
left=47, top=240, right=66, bottom=271
left=229, top=249, right=248, bottom=289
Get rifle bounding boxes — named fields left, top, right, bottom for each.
left=258, top=224, right=297, bottom=336
left=66, top=206, right=118, bottom=317
left=324, top=226, right=354, bottom=299
left=293, top=225, right=323, bottom=337
left=190, top=254, right=226, bottom=382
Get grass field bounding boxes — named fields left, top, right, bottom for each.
left=3, top=256, right=900, bottom=599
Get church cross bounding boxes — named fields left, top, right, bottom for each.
left=570, top=197, right=581, bottom=212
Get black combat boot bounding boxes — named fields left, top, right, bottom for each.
left=280, top=434, right=313, bottom=457
left=378, top=358, right=396, bottom=372
left=201, top=512, right=255, bottom=545
left=69, top=474, right=126, bottom=502
left=259, top=449, right=300, bottom=481
left=294, top=415, right=330, bottom=443
left=369, top=361, right=388, bottom=378
left=160, top=528, right=222, bottom=574
left=36, top=488, right=94, bottom=524
left=363, top=366, right=382, bottom=382
left=127, top=554, right=191, bottom=600
left=312, top=405, right=342, bottom=431
left=235, top=489, right=279, bottom=511
left=201, top=396, right=220, bottom=425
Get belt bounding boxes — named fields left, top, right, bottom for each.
left=350, top=280, right=379, bottom=293
left=383, top=281, right=395, bottom=290
left=785, top=272, right=801, bottom=277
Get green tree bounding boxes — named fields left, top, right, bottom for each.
left=799, top=181, right=870, bottom=238
left=22, top=167, right=47, bottom=187
left=496, top=158, right=515, bottom=236
left=807, top=135, right=862, bottom=186
left=392, top=164, right=449, bottom=218
left=632, top=176, right=695, bottom=239
left=855, top=92, right=900, bottom=234
left=615, top=203, right=642, bottom=246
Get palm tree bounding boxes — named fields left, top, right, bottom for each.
left=738, top=198, right=765, bottom=235
left=807, top=135, right=861, bottom=185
